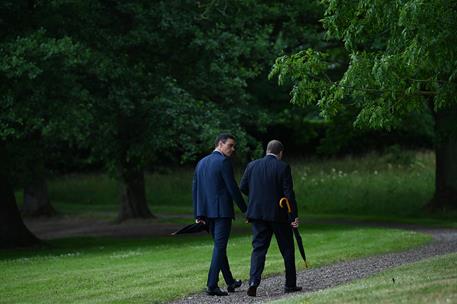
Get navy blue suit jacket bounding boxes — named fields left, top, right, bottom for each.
left=240, top=155, right=298, bottom=223
left=193, top=151, right=247, bottom=219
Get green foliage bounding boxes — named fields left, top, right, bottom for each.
left=270, top=0, right=457, bottom=129
left=0, top=1, right=263, bottom=178
left=0, top=29, right=93, bottom=142
left=1, top=0, right=332, bottom=177
left=317, top=105, right=435, bottom=155
left=0, top=0, right=341, bottom=185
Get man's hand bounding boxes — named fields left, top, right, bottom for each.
left=196, top=218, right=206, bottom=225
left=291, top=217, right=299, bottom=228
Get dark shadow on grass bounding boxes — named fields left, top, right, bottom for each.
left=0, top=234, right=207, bottom=260
left=0, top=222, right=367, bottom=261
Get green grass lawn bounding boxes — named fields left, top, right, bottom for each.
left=272, top=252, right=457, bottom=304
left=0, top=223, right=431, bottom=304
left=291, top=151, right=435, bottom=217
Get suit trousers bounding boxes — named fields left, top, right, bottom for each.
left=207, top=218, right=235, bottom=289
left=249, top=220, right=296, bottom=287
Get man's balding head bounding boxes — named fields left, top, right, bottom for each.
left=266, top=140, right=284, bottom=156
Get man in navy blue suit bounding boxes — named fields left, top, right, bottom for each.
left=192, top=133, right=247, bottom=296
left=240, top=140, right=302, bottom=297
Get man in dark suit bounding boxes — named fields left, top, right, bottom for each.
left=192, top=133, right=247, bottom=296
left=240, top=140, right=302, bottom=297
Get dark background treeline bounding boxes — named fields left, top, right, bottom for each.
left=0, top=0, right=445, bottom=247
left=35, top=111, right=434, bottom=175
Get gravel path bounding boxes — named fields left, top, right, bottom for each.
left=169, top=225, right=457, bottom=304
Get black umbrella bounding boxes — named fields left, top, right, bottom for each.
left=171, top=221, right=209, bottom=235
left=279, top=197, right=308, bottom=268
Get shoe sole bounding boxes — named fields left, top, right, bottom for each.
left=206, top=292, right=228, bottom=296
left=284, top=288, right=302, bottom=293
left=247, top=287, right=257, bottom=297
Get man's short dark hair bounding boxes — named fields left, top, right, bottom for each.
left=214, top=133, right=235, bottom=147
left=266, top=140, right=284, bottom=155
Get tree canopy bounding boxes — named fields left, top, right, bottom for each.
left=1, top=0, right=332, bottom=230
left=270, top=0, right=457, bottom=210
left=271, top=0, right=457, bottom=126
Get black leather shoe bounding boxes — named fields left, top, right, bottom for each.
left=284, top=286, right=302, bottom=293
left=247, top=285, right=257, bottom=297
left=227, top=280, right=242, bottom=292
left=206, top=287, right=228, bottom=296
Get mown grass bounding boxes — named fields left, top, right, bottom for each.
left=272, top=252, right=457, bottom=304
left=0, top=223, right=431, bottom=304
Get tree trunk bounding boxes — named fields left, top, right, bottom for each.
left=427, top=106, right=457, bottom=211
left=0, top=144, right=40, bottom=249
left=22, top=174, right=56, bottom=217
left=117, top=164, right=154, bottom=221
left=18, top=135, right=56, bottom=217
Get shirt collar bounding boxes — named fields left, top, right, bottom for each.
left=213, top=149, right=224, bottom=156
left=266, top=153, right=279, bottom=159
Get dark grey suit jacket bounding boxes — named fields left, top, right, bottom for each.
left=240, top=155, right=298, bottom=223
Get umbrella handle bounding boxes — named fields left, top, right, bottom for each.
left=279, top=197, right=292, bottom=213
left=281, top=197, right=308, bottom=269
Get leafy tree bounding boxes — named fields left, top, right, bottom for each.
left=1, top=1, right=281, bottom=220
left=1, top=0, right=339, bottom=237
left=270, top=0, right=457, bottom=210
left=70, top=1, right=263, bottom=220
left=77, top=0, right=330, bottom=219
left=245, top=0, right=346, bottom=153
left=0, top=0, right=96, bottom=220
left=0, top=1, right=254, bottom=222
left=0, top=0, right=96, bottom=244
